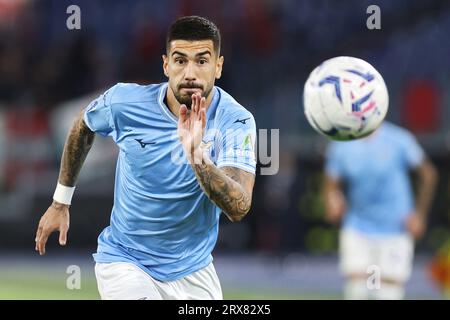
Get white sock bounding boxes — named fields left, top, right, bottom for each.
left=372, top=282, right=404, bottom=300
left=344, top=279, right=369, bottom=300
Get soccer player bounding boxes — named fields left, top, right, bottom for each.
left=34, top=16, right=256, bottom=300
left=323, top=122, right=437, bottom=300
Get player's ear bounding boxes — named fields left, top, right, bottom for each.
left=215, top=55, right=224, bottom=79
left=162, top=54, right=169, bottom=78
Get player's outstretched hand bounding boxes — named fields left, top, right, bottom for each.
left=178, top=93, right=207, bottom=164
left=35, top=201, right=70, bottom=255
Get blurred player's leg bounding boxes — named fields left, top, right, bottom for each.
left=372, top=281, right=405, bottom=300
left=372, top=233, right=414, bottom=299
left=340, top=228, right=372, bottom=299
left=344, top=278, right=369, bottom=300
left=95, top=262, right=163, bottom=300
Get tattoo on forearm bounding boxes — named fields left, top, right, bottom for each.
left=59, top=112, right=95, bottom=186
left=193, top=163, right=254, bottom=221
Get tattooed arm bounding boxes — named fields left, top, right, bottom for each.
left=35, top=109, right=95, bottom=255
left=192, top=155, right=255, bottom=222
left=58, top=109, right=96, bottom=187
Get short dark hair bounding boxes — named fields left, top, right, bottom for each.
left=166, top=16, right=221, bottom=55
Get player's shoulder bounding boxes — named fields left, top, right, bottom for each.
left=381, top=122, right=416, bottom=144
left=106, top=82, right=163, bottom=106
left=215, top=86, right=255, bottom=125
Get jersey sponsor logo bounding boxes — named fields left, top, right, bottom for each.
left=233, top=117, right=251, bottom=125
left=135, top=138, right=156, bottom=148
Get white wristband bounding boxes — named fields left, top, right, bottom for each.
left=53, top=183, right=76, bottom=205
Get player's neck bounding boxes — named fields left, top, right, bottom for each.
left=165, top=87, right=213, bottom=118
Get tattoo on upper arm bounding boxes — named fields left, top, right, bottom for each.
left=193, top=164, right=255, bottom=221
left=59, top=111, right=95, bottom=186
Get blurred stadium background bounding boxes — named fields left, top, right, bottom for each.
left=0, top=0, right=449, bottom=299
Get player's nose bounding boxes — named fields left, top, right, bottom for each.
left=183, top=61, right=197, bottom=81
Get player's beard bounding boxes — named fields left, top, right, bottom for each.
left=175, top=83, right=212, bottom=109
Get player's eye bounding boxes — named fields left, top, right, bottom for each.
left=175, top=58, right=186, bottom=65
left=198, top=59, right=208, bottom=65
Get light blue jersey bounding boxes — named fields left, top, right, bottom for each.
left=325, top=122, right=424, bottom=235
left=84, top=82, right=256, bottom=281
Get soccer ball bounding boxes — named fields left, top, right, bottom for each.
left=303, top=56, right=388, bottom=141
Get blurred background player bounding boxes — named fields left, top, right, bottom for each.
left=34, top=16, right=256, bottom=300
left=323, top=121, right=438, bottom=299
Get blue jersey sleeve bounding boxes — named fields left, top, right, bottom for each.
left=402, top=131, right=424, bottom=169
left=325, top=142, right=344, bottom=180
left=83, top=85, right=118, bottom=137
left=216, top=110, right=257, bottom=174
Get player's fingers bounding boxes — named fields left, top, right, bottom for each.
left=189, top=94, right=195, bottom=114
left=35, top=224, right=42, bottom=243
left=179, top=104, right=187, bottom=113
left=194, top=93, right=201, bottom=115
left=201, top=108, right=206, bottom=129
left=197, top=96, right=205, bottom=119
left=37, top=228, right=51, bottom=255
left=59, top=225, right=68, bottom=246
left=35, top=226, right=43, bottom=250
left=37, top=230, right=45, bottom=254
left=200, top=97, right=206, bottom=120
left=191, top=94, right=198, bottom=115
left=200, top=96, right=206, bottom=109
left=179, top=104, right=188, bottom=126
left=37, top=234, right=48, bottom=256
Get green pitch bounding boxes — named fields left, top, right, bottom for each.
left=0, top=266, right=337, bottom=300
left=0, top=267, right=99, bottom=300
